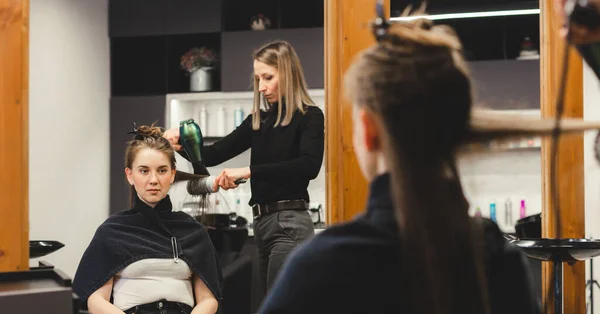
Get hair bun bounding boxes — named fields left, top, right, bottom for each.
left=129, top=122, right=164, bottom=140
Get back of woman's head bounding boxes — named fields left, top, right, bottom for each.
left=345, top=19, right=490, bottom=314
left=345, top=21, right=472, bottom=155
left=251, top=40, right=315, bottom=130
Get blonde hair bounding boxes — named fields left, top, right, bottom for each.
left=251, top=40, right=315, bottom=130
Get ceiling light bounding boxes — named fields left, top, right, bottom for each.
left=390, top=8, right=540, bottom=22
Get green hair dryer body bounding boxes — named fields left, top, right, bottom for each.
left=179, top=119, right=210, bottom=175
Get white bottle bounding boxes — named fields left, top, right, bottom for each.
left=198, top=107, right=208, bottom=137
left=216, top=107, right=226, bottom=137
left=234, top=107, right=244, bottom=129
left=504, top=198, right=513, bottom=229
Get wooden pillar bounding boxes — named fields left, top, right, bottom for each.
left=0, top=0, right=29, bottom=272
left=325, top=0, right=389, bottom=224
left=540, top=1, right=585, bottom=313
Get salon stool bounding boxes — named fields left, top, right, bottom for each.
left=512, top=238, right=600, bottom=314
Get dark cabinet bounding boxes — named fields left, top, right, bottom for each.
left=111, top=36, right=167, bottom=96
left=109, top=0, right=167, bottom=37
left=221, top=27, right=324, bottom=91
left=222, top=0, right=323, bottom=31
left=110, top=96, right=166, bottom=214
left=166, top=0, right=222, bottom=34
left=110, top=0, right=222, bottom=37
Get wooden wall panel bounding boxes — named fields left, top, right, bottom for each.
left=0, top=0, right=29, bottom=272
left=540, top=1, right=585, bottom=313
left=325, top=0, right=389, bottom=224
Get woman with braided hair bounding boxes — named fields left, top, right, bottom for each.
left=255, top=15, right=600, bottom=314
left=73, top=124, right=223, bottom=314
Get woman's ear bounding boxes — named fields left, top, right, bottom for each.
left=171, top=168, right=176, bottom=184
left=359, top=109, right=381, bottom=152
left=125, top=168, right=134, bottom=186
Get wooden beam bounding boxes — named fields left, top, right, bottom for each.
left=540, top=1, right=585, bottom=313
left=0, top=0, right=29, bottom=272
left=325, top=0, right=390, bottom=224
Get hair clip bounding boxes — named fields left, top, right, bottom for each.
left=373, top=0, right=390, bottom=42
left=126, top=122, right=138, bottom=135
left=127, top=122, right=144, bottom=140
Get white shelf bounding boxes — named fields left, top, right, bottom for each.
left=166, top=89, right=325, bottom=103
left=166, top=89, right=325, bottom=130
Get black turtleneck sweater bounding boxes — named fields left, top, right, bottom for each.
left=197, top=105, right=324, bottom=206
left=259, top=173, right=541, bottom=314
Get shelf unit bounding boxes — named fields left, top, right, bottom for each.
left=109, top=0, right=325, bottom=97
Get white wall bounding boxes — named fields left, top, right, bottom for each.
left=459, top=149, right=542, bottom=233
left=584, top=61, right=600, bottom=314
left=29, top=0, right=109, bottom=278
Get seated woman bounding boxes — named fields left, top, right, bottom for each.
left=73, top=124, right=223, bottom=314
left=258, top=15, right=554, bottom=314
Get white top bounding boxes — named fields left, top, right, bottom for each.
left=112, top=258, right=194, bottom=311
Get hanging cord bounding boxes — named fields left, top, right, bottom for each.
left=541, top=26, right=572, bottom=314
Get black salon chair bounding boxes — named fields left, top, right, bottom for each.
left=208, top=227, right=249, bottom=267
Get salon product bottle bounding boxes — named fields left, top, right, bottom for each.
left=505, top=198, right=513, bottom=227
left=489, top=202, right=497, bottom=222
left=198, top=108, right=208, bottom=136
left=216, top=107, right=226, bottom=136
left=519, top=199, right=527, bottom=219
left=474, top=206, right=482, bottom=217
left=234, top=107, right=244, bottom=128
left=235, top=197, right=241, bottom=214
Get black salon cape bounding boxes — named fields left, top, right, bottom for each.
left=72, top=195, right=223, bottom=309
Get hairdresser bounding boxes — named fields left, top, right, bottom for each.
left=163, top=40, right=325, bottom=293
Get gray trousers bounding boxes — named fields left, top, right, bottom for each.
left=253, top=209, right=315, bottom=293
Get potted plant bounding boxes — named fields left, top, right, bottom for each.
left=180, top=47, right=218, bottom=92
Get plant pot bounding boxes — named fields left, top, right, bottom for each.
left=190, top=67, right=213, bottom=92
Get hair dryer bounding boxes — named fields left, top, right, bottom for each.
left=179, top=119, right=247, bottom=192
left=179, top=119, right=210, bottom=176
left=567, top=0, right=600, bottom=80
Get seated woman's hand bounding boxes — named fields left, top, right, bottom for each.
left=214, top=167, right=250, bottom=191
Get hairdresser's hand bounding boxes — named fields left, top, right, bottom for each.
left=214, top=167, right=250, bottom=191
left=163, top=127, right=182, bottom=151
left=556, top=0, right=600, bottom=44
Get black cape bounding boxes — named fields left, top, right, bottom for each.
left=72, top=194, right=223, bottom=309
